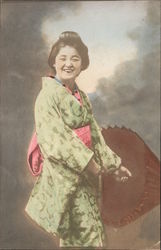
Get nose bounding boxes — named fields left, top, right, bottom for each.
left=64, top=59, right=73, bottom=68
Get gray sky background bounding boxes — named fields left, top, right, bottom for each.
left=90, top=1, right=160, bottom=158
left=1, top=1, right=160, bottom=249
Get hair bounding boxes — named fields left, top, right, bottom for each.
left=48, top=31, right=89, bottom=74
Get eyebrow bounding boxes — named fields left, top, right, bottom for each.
left=59, top=55, right=80, bottom=58
left=71, top=55, right=80, bottom=58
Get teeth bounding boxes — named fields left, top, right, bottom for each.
left=64, top=69, right=73, bottom=73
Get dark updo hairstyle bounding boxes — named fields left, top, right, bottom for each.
left=48, top=31, right=89, bottom=75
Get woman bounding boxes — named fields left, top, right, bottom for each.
left=25, top=31, right=131, bottom=248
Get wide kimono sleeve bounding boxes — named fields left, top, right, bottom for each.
left=90, top=114, right=122, bottom=173
left=80, top=91, right=122, bottom=174
left=34, top=89, right=94, bottom=175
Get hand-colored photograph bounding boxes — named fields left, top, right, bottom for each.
left=1, top=1, right=160, bottom=249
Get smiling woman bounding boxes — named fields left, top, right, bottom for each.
left=25, top=31, right=132, bottom=248
left=54, top=46, right=82, bottom=88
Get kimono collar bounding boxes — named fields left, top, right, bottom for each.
left=42, top=76, right=79, bottom=94
left=54, top=76, right=78, bottom=95
left=42, top=76, right=82, bottom=103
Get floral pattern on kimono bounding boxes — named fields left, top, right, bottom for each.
left=25, top=77, right=121, bottom=247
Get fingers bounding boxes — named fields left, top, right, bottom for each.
left=114, top=176, right=129, bottom=183
left=113, top=175, right=130, bottom=183
left=121, top=176, right=129, bottom=182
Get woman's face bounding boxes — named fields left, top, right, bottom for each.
left=53, top=45, right=82, bottom=82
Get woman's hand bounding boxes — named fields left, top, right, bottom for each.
left=112, top=165, right=132, bottom=183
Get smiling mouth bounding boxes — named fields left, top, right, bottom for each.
left=63, top=69, right=74, bottom=73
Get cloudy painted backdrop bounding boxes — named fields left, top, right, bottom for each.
left=1, top=1, right=160, bottom=249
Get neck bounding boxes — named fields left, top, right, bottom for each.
left=55, top=75, right=76, bottom=92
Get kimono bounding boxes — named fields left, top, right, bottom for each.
left=25, top=76, right=121, bottom=247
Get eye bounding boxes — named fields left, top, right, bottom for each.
left=59, top=57, right=66, bottom=61
left=72, top=57, right=81, bottom=62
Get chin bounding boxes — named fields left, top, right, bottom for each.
left=61, top=74, right=77, bottom=81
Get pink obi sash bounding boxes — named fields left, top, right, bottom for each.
left=27, top=125, right=92, bottom=176
left=73, top=125, right=91, bottom=148
left=27, top=83, right=92, bottom=176
left=27, top=132, right=43, bottom=176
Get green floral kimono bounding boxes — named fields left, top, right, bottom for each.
left=25, top=77, right=121, bottom=248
